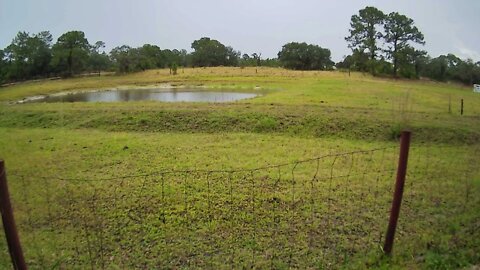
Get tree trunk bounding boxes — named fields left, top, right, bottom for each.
left=393, top=57, right=398, bottom=77
left=370, top=53, right=376, bottom=75
left=68, top=49, right=73, bottom=76
left=393, top=40, right=398, bottom=78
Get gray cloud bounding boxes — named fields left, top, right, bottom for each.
left=1, top=0, right=479, bottom=62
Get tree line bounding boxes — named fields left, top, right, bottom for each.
left=1, top=6, right=478, bottom=86
left=339, top=6, right=480, bottom=85
left=0, top=32, right=283, bottom=84
left=0, top=28, right=334, bottom=84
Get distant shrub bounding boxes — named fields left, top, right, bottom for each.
left=170, top=63, right=178, bottom=75
left=254, top=117, right=278, bottom=132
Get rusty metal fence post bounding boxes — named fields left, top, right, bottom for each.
left=0, top=160, right=27, bottom=269
left=384, top=131, right=411, bottom=255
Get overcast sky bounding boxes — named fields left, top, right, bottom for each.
left=1, top=0, right=479, bottom=62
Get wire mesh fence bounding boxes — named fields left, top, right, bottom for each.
left=1, top=144, right=479, bottom=269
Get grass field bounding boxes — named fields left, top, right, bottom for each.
left=0, top=67, right=479, bottom=269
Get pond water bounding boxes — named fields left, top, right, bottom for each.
left=26, top=88, right=261, bottom=103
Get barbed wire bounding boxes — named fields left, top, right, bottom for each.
left=9, top=146, right=396, bottom=182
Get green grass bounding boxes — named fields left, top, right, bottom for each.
left=1, top=101, right=479, bottom=144
left=1, top=67, right=479, bottom=144
left=1, top=67, right=479, bottom=115
left=0, top=67, right=479, bottom=269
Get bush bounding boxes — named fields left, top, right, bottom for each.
left=170, top=63, right=178, bottom=75
left=254, top=117, right=278, bottom=132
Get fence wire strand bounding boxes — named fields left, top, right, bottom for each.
left=2, top=145, right=479, bottom=268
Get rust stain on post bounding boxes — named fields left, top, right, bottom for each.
left=384, top=131, right=411, bottom=255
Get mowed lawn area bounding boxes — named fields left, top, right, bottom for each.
left=0, top=67, right=479, bottom=269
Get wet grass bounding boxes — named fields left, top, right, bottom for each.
left=1, top=67, right=479, bottom=115
left=1, top=67, right=479, bottom=145
left=1, top=101, right=479, bottom=145
left=0, top=128, right=478, bottom=269
left=0, top=67, right=479, bottom=268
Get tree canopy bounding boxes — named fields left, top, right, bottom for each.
left=345, top=7, right=426, bottom=78
left=277, top=42, right=334, bottom=70
left=88, top=41, right=111, bottom=74
left=421, top=54, right=480, bottom=84
left=345, top=6, right=385, bottom=74
left=383, top=12, right=425, bottom=76
left=3, top=31, right=53, bottom=81
left=0, top=19, right=479, bottom=86
left=51, top=31, right=91, bottom=76
left=190, top=37, right=239, bottom=67
left=0, top=29, right=281, bottom=84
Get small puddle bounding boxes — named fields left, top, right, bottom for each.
left=23, top=88, right=262, bottom=103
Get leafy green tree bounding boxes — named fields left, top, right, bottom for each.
left=92, top=41, right=105, bottom=52
left=473, top=62, right=480, bottom=84
left=455, top=59, right=480, bottom=85
left=225, top=46, right=240, bottom=66
left=442, top=55, right=478, bottom=85
left=170, top=63, right=178, bottom=75
left=394, top=47, right=427, bottom=78
left=191, top=37, right=223, bottom=66
left=88, top=52, right=110, bottom=74
left=260, top=58, right=280, bottom=67
left=110, top=45, right=134, bottom=73
left=239, top=54, right=248, bottom=67
left=411, top=50, right=428, bottom=78
left=424, top=54, right=459, bottom=81
left=345, top=6, right=385, bottom=74
left=240, top=53, right=262, bottom=67
left=51, top=31, right=90, bottom=76
left=444, top=53, right=463, bottom=74
left=0, top=49, right=7, bottom=84
left=162, top=49, right=184, bottom=68
left=138, top=44, right=163, bottom=69
left=191, top=37, right=238, bottom=67
left=3, top=31, right=53, bottom=80
left=88, top=41, right=111, bottom=74
left=278, top=42, right=334, bottom=70
left=383, top=12, right=425, bottom=77
left=251, top=53, right=262, bottom=66
left=336, top=50, right=376, bottom=73
left=178, top=49, right=189, bottom=67
left=161, top=49, right=190, bottom=68
left=110, top=45, right=188, bottom=73
left=336, top=55, right=354, bottom=70
left=4, top=31, right=33, bottom=80
left=374, top=56, right=393, bottom=75
left=420, top=54, right=480, bottom=84
left=30, top=31, right=53, bottom=77
left=351, top=49, right=370, bottom=72
left=111, top=44, right=164, bottom=72
left=422, top=55, right=449, bottom=81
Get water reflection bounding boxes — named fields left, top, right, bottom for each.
left=30, top=89, right=260, bottom=103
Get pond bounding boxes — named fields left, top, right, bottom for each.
left=24, top=88, right=261, bottom=103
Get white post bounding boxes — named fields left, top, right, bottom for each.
left=474, top=84, right=480, bottom=93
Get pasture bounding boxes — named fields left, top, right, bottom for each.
left=0, top=67, right=479, bottom=269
